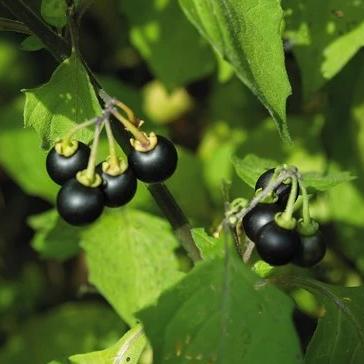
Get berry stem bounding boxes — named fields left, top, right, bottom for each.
left=298, top=180, right=311, bottom=225
left=111, top=109, right=150, bottom=147
left=114, top=100, right=138, bottom=126
left=85, top=121, right=103, bottom=182
left=104, top=119, right=120, bottom=168
left=63, top=118, right=98, bottom=145
left=282, top=176, right=298, bottom=222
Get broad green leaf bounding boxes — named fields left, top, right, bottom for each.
left=41, top=0, right=67, bottom=28
left=138, top=253, right=303, bottom=364
left=28, top=209, right=81, bottom=261
left=20, top=35, right=44, bottom=51
left=280, top=277, right=364, bottom=364
left=191, top=228, right=224, bottom=260
left=0, top=98, right=58, bottom=201
left=24, top=52, right=101, bottom=149
left=0, top=303, right=126, bottom=364
left=302, top=171, right=356, bottom=192
left=70, top=325, right=146, bottom=364
left=179, top=0, right=292, bottom=141
left=81, top=209, right=184, bottom=326
left=284, top=0, right=364, bottom=97
left=120, top=0, right=215, bottom=89
left=232, top=154, right=278, bottom=188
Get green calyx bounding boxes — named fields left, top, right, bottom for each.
left=297, top=218, right=319, bottom=236
left=102, top=156, right=128, bottom=176
left=54, top=139, right=79, bottom=157
left=275, top=212, right=297, bottom=231
left=76, top=170, right=102, bottom=188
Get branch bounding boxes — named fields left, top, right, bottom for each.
left=3, top=0, right=201, bottom=262
left=0, top=17, right=31, bottom=34
left=0, top=0, right=70, bottom=61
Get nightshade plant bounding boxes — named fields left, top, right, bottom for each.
left=0, top=1, right=363, bottom=364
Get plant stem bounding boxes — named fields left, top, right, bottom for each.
left=111, top=109, right=150, bottom=147
left=86, top=121, right=102, bottom=181
left=3, top=0, right=201, bottom=262
left=104, top=119, right=119, bottom=166
left=298, top=180, right=311, bottom=224
left=0, top=0, right=70, bottom=61
left=282, top=176, right=298, bottom=221
left=0, top=17, right=31, bottom=34
left=64, top=118, right=98, bottom=144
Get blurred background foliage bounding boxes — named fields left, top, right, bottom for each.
left=0, top=0, right=363, bottom=362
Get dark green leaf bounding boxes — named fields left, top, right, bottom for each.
left=81, top=209, right=184, bottom=326
left=24, top=52, right=101, bottom=149
left=179, top=0, right=292, bottom=141
left=41, top=0, right=67, bottom=28
left=20, top=35, right=44, bottom=51
left=28, top=209, right=81, bottom=261
left=0, top=98, right=58, bottom=201
left=191, top=228, right=224, bottom=260
left=120, top=0, right=215, bottom=89
left=302, top=171, right=356, bottom=191
left=281, top=277, right=364, bottom=364
left=232, top=154, right=278, bottom=188
left=138, top=253, right=303, bottom=364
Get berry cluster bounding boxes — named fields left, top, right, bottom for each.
left=243, top=168, right=326, bottom=267
left=46, top=94, right=178, bottom=226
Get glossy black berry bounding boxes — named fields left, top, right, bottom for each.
left=128, top=135, right=178, bottom=183
left=255, top=168, right=292, bottom=204
left=256, top=221, right=300, bottom=266
left=294, top=231, right=326, bottom=267
left=46, top=142, right=90, bottom=185
left=57, top=178, right=104, bottom=226
left=97, top=165, right=137, bottom=207
left=243, top=203, right=282, bottom=242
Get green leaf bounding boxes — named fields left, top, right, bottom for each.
left=120, top=0, right=215, bottom=89
left=232, top=154, right=278, bottom=188
left=70, top=325, right=146, bottom=364
left=81, top=209, right=184, bottom=326
left=284, top=0, right=364, bottom=96
left=20, top=35, right=44, bottom=51
left=179, top=0, right=292, bottom=141
left=28, top=209, right=81, bottom=261
left=41, top=0, right=67, bottom=28
left=191, top=228, right=224, bottom=260
left=302, top=171, right=356, bottom=191
left=0, top=98, right=58, bottom=201
left=138, top=253, right=303, bottom=364
left=282, top=277, right=364, bottom=364
left=0, top=303, right=126, bottom=364
left=24, top=52, right=101, bottom=149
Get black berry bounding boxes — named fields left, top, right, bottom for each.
left=294, top=231, right=326, bottom=267
left=97, top=165, right=137, bottom=207
left=256, top=221, right=300, bottom=266
left=57, top=178, right=104, bottom=226
left=255, top=168, right=292, bottom=204
left=46, top=142, right=90, bottom=185
left=243, top=203, right=282, bottom=242
left=128, top=135, right=178, bottom=183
